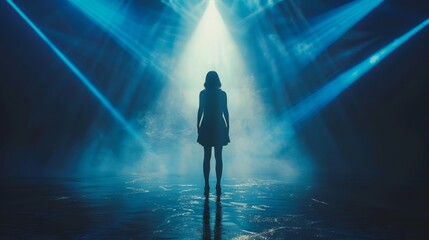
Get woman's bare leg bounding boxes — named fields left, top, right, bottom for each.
left=203, top=146, right=212, bottom=190
left=214, top=146, right=223, bottom=194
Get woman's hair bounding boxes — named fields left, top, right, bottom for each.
left=204, top=71, right=221, bottom=89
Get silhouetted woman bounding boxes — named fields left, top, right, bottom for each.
left=197, top=71, right=230, bottom=196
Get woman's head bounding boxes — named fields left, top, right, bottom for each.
left=204, top=71, right=221, bottom=89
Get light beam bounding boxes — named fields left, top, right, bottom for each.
left=136, top=0, right=305, bottom=179
left=7, top=0, right=142, bottom=141
left=289, top=18, right=429, bottom=124
left=68, top=0, right=176, bottom=78
left=290, top=0, right=383, bottom=65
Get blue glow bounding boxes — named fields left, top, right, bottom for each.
left=68, top=0, right=172, bottom=77
left=234, top=0, right=283, bottom=27
left=142, top=0, right=303, bottom=179
left=291, top=0, right=383, bottom=65
left=246, top=0, right=383, bottom=113
left=7, top=0, right=142, bottom=141
left=289, top=18, right=429, bottom=124
left=162, top=0, right=206, bottom=22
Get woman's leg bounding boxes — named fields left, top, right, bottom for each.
left=203, top=146, right=212, bottom=188
left=214, top=146, right=223, bottom=191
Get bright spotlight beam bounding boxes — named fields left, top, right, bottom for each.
left=289, top=18, right=429, bottom=124
left=290, top=0, right=383, bottom=65
left=68, top=0, right=171, bottom=77
left=6, top=0, right=142, bottom=141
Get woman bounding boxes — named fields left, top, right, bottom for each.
left=197, top=71, right=230, bottom=196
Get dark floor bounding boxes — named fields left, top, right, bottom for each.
left=1, top=175, right=427, bottom=239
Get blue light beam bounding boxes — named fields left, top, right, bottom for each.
left=290, top=0, right=383, bottom=65
left=7, top=0, right=142, bottom=141
left=68, top=0, right=172, bottom=77
left=289, top=18, right=429, bottom=124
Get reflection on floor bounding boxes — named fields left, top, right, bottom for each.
left=0, top=176, right=426, bottom=239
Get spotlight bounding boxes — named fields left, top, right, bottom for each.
left=290, top=0, right=383, bottom=65
left=289, top=18, right=429, bottom=124
left=7, top=0, right=142, bottom=141
left=140, top=0, right=301, bottom=178
left=68, top=0, right=172, bottom=77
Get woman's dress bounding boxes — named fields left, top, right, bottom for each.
left=197, top=89, right=230, bottom=147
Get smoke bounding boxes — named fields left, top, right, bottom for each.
left=73, top=0, right=313, bottom=182
left=124, top=1, right=311, bottom=181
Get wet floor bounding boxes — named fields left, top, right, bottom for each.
left=1, top=175, right=427, bottom=239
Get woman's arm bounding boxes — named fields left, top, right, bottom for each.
left=223, top=92, right=229, bottom=130
left=197, top=91, right=204, bottom=131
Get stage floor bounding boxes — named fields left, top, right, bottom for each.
left=1, top=175, right=426, bottom=239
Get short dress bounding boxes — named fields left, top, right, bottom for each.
left=197, top=89, right=230, bottom=147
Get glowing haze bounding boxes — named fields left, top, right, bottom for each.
left=138, top=1, right=307, bottom=180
